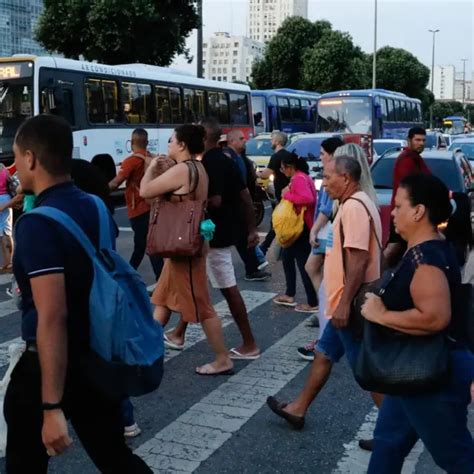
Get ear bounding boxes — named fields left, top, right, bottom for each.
left=25, top=150, right=36, bottom=172
left=414, top=203, right=427, bottom=221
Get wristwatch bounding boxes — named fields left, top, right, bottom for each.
left=41, top=402, right=62, bottom=411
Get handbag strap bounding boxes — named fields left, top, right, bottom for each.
left=339, top=196, right=382, bottom=283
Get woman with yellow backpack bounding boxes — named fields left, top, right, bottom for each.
left=273, top=153, right=318, bottom=313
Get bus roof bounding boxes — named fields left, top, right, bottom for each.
left=1, top=55, right=251, bottom=93
left=444, top=116, right=467, bottom=121
left=319, top=89, right=421, bottom=103
left=252, top=88, right=320, bottom=99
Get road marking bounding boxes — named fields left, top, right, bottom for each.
left=333, top=407, right=424, bottom=474
left=119, top=227, right=133, bottom=232
left=115, top=206, right=126, bottom=211
left=258, top=232, right=267, bottom=238
left=264, top=204, right=272, bottom=210
left=0, top=275, right=13, bottom=287
left=0, top=299, right=18, bottom=318
left=164, top=290, right=275, bottom=362
left=0, top=337, right=22, bottom=367
left=134, top=318, right=315, bottom=472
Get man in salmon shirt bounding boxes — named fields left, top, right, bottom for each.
left=109, top=129, right=163, bottom=280
left=267, top=155, right=383, bottom=435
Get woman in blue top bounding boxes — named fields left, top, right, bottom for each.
left=361, top=173, right=474, bottom=473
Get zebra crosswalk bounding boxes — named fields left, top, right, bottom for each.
left=0, top=284, right=465, bottom=473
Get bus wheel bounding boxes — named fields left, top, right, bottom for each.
left=91, top=155, right=116, bottom=181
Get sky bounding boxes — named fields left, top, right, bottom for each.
left=172, top=0, right=474, bottom=79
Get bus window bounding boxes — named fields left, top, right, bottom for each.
left=169, top=87, right=182, bottom=123
left=277, top=97, right=291, bottom=122
left=85, top=79, right=105, bottom=123
left=381, top=99, right=388, bottom=120
left=155, top=86, right=172, bottom=123
left=415, top=103, right=422, bottom=122
left=301, top=99, right=311, bottom=121
left=289, top=98, right=302, bottom=122
left=208, top=91, right=229, bottom=124
left=229, top=93, right=249, bottom=125
left=122, top=82, right=153, bottom=124
left=394, top=100, right=401, bottom=121
left=183, top=88, right=204, bottom=122
left=102, top=80, right=119, bottom=123
left=62, top=89, right=75, bottom=126
left=194, top=89, right=206, bottom=122
left=386, top=99, right=394, bottom=121
left=408, top=102, right=416, bottom=121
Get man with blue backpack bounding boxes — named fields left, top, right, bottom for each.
left=5, top=114, right=163, bottom=472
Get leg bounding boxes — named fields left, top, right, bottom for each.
left=368, top=396, right=418, bottom=474
left=129, top=212, right=149, bottom=270
left=154, top=305, right=172, bottom=327
left=317, top=280, right=329, bottom=333
left=68, top=372, right=152, bottom=473
left=260, top=214, right=275, bottom=255
left=4, top=353, right=49, bottom=473
left=236, top=234, right=259, bottom=276
left=149, top=254, right=164, bottom=281
left=196, top=317, right=233, bottom=374
left=294, top=238, right=318, bottom=308
left=221, top=286, right=258, bottom=354
left=281, top=246, right=297, bottom=298
left=304, top=253, right=324, bottom=293
left=166, top=319, right=188, bottom=347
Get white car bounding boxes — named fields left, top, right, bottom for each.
left=373, top=139, right=407, bottom=161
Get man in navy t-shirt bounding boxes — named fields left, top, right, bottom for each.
left=6, top=115, right=151, bottom=472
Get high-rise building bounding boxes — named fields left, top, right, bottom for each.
left=0, top=0, right=46, bottom=57
left=454, top=72, right=473, bottom=102
left=202, top=32, right=265, bottom=83
left=431, top=65, right=455, bottom=100
left=248, top=0, right=308, bottom=43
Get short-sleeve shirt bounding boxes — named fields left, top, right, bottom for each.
left=313, top=187, right=333, bottom=221
left=268, top=149, right=291, bottom=201
left=13, top=182, right=117, bottom=358
left=117, top=151, right=150, bottom=219
left=324, top=191, right=382, bottom=318
left=202, top=148, right=246, bottom=248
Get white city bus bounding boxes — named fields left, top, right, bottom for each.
left=0, top=55, right=253, bottom=179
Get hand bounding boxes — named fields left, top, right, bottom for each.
left=332, top=302, right=350, bottom=329
left=361, top=293, right=386, bottom=323
left=42, top=410, right=73, bottom=457
left=309, top=230, right=319, bottom=248
left=281, top=186, right=289, bottom=196
left=247, top=230, right=260, bottom=249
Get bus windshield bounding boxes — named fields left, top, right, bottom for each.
left=317, top=97, right=372, bottom=134
left=443, top=120, right=465, bottom=135
left=0, top=80, right=33, bottom=159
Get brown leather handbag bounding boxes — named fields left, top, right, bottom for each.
left=146, top=160, right=205, bottom=258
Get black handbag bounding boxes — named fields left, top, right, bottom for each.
left=339, top=197, right=383, bottom=339
left=354, top=260, right=451, bottom=396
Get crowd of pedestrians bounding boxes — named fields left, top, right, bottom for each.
left=2, top=113, right=473, bottom=474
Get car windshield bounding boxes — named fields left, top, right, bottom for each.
left=245, top=138, right=273, bottom=156
left=287, top=138, right=324, bottom=160
left=374, top=142, right=403, bottom=156
left=317, top=96, right=372, bottom=134
left=425, top=134, right=438, bottom=149
left=449, top=142, right=474, bottom=159
left=371, top=157, right=464, bottom=192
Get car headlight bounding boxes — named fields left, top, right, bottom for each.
left=314, top=179, right=323, bottom=191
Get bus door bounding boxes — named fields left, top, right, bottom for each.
left=251, top=95, right=266, bottom=134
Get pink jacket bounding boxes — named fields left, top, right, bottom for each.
left=282, top=171, right=317, bottom=229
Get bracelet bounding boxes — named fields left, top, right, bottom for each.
left=41, top=402, right=62, bottom=411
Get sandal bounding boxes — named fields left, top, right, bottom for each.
left=295, top=304, right=318, bottom=313
left=266, top=396, right=305, bottom=430
left=273, top=295, right=297, bottom=307
left=195, top=363, right=234, bottom=376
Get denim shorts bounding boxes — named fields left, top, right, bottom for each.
left=315, top=320, right=361, bottom=370
left=311, top=239, right=327, bottom=256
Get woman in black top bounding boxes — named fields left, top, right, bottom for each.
left=361, top=173, right=474, bottom=473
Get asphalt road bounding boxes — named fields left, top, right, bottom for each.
left=0, top=205, right=472, bottom=473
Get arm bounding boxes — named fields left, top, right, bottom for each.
left=283, top=175, right=315, bottom=206
left=0, top=193, right=23, bottom=211
left=240, top=188, right=259, bottom=248
left=108, top=173, right=126, bottom=191
left=33, top=273, right=73, bottom=455
left=332, top=248, right=370, bottom=328
left=140, top=161, right=187, bottom=199
left=361, top=264, right=451, bottom=335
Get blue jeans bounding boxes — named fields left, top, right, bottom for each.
left=121, top=398, right=135, bottom=427
left=315, top=320, right=360, bottom=370
left=369, top=349, right=474, bottom=474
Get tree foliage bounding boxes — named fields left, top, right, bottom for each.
left=369, top=46, right=430, bottom=99
left=251, top=17, right=332, bottom=89
left=301, top=30, right=369, bottom=93
left=431, top=100, right=464, bottom=123
left=36, top=0, right=199, bottom=65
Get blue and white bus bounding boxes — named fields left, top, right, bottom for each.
left=315, top=89, right=423, bottom=160
left=251, top=88, right=320, bottom=135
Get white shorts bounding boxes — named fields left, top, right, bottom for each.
left=207, top=247, right=237, bottom=289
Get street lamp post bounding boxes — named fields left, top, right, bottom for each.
left=429, top=29, right=440, bottom=129
left=372, top=0, right=377, bottom=89
left=461, top=58, right=467, bottom=108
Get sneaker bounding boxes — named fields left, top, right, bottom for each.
left=305, top=314, right=320, bottom=327
left=255, top=246, right=269, bottom=270
left=257, top=259, right=269, bottom=271
left=245, top=270, right=271, bottom=281
left=297, top=341, right=317, bottom=361
left=124, top=423, right=142, bottom=438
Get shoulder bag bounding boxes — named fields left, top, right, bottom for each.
left=146, top=160, right=206, bottom=258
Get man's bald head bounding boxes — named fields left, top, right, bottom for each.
left=131, top=128, right=148, bottom=151
left=227, top=129, right=246, bottom=154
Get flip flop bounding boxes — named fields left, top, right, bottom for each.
left=164, top=333, right=184, bottom=351
left=195, top=363, right=234, bottom=376
left=273, top=296, right=297, bottom=307
left=266, top=396, right=305, bottom=430
left=229, top=348, right=261, bottom=360
left=295, top=305, right=319, bottom=313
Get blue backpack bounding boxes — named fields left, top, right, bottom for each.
left=29, top=195, right=164, bottom=397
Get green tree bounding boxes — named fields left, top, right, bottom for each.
left=369, top=46, right=430, bottom=98
left=301, top=30, right=370, bottom=92
left=251, top=17, right=332, bottom=89
left=430, top=100, right=464, bottom=127
left=36, top=0, right=199, bottom=65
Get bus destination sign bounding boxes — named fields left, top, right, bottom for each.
left=0, top=62, right=33, bottom=80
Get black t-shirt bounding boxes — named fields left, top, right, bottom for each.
left=268, top=149, right=291, bottom=200
left=13, top=182, right=116, bottom=358
left=202, top=148, right=246, bottom=248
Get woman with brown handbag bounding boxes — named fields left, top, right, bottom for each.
left=140, top=124, right=233, bottom=376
